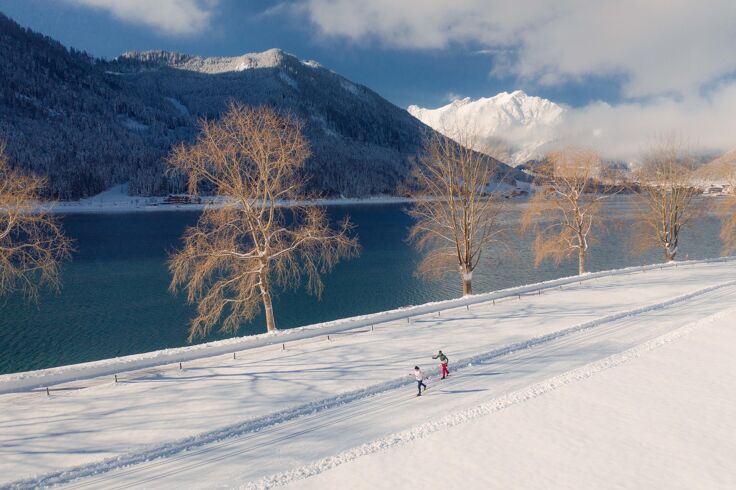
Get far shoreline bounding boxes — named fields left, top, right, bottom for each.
left=42, top=195, right=419, bottom=215
left=38, top=183, right=531, bottom=215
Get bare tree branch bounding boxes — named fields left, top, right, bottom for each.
left=701, top=150, right=736, bottom=254
left=168, top=104, right=360, bottom=340
left=629, top=136, right=701, bottom=261
left=0, top=143, right=72, bottom=301
left=521, top=147, right=610, bottom=274
left=407, top=129, right=509, bottom=296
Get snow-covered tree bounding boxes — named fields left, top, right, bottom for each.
left=631, top=137, right=701, bottom=262
left=521, top=147, right=609, bottom=275
left=0, top=143, right=71, bottom=300
left=407, top=131, right=508, bottom=296
left=168, top=104, right=359, bottom=339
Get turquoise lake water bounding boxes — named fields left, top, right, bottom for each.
left=0, top=201, right=723, bottom=374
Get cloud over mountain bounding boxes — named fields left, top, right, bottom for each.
left=62, top=0, right=217, bottom=35
left=295, top=0, right=736, bottom=99
left=297, top=0, right=736, bottom=158
left=410, top=87, right=736, bottom=163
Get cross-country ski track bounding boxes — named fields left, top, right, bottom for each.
left=2, top=259, right=736, bottom=489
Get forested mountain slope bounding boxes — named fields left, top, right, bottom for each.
left=0, top=12, right=523, bottom=199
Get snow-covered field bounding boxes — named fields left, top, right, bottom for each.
left=1, top=259, right=735, bottom=489
left=292, top=307, right=736, bottom=490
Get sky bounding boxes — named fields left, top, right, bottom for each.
left=1, top=0, right=736, bottom=157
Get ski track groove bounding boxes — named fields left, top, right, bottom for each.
left=5, top=279, right=734, bottom=490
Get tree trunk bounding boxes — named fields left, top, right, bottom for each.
left=578, top=247, right=586, bottom=275
left=259, top=273, right=277, bottom=332
left=461, top=268, right=473, bottom=296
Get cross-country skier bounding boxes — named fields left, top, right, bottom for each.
left=432, top=350, right=450, bottom=379
left=410, top=366, right=428, bottom=396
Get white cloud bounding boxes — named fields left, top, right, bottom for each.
left=416, top=82, right=736, bottom=161
left=444, top=92, right=465, bottom=102
left=62, top=0, right=218, bottom=35
left=557, top=81, right=736, bottom=159
left=296, top=0, right=736, bottom=99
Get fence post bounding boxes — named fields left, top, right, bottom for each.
left=282, top=343, right=285, bottom=350
left=233, top=352, right=236, bottom=360
left=46, top=387, right=50, bottom=397
left=179, top=362, right=182, bottom=370
left=114, top=374, right=118, bottom=383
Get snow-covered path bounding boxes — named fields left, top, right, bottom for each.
left=2, top=260, right=736, bottom=488
left=292, top=304, right=736, bottom=490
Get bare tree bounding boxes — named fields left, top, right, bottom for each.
left=168, top=104, right=359, bottom=340
left=407, top=131, right=508, bottom=296
left=521, top=147, right=609, bottom=275
left=701, top=150, right=736, bottom=254
left=0, top=143, right=71, bottom=300
left=631, top=137, right=701, bottom=262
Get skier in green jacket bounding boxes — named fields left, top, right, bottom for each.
left=432, top=350, right=449, bottom=379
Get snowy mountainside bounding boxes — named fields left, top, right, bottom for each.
left=408, top=90, right=564, bottom=165
left=0, top=12, right=526, bottom=199
left=108, top=47, right=445, bottom=197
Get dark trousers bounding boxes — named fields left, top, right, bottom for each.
left=417, top=380, right=426, bottom=394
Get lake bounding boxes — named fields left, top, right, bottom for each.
left=0, top=200, right=724, bottom=374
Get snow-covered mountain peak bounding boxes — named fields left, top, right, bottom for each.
left=449, top=96, right=473, bottom=107
left=118, top=48, right=302, bottom=75
left=407, top=90, right=564, bottom=164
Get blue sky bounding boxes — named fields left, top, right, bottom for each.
left=0, top=0, right=621, bottom=109
left=1, top=0, right=735, bottom=157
